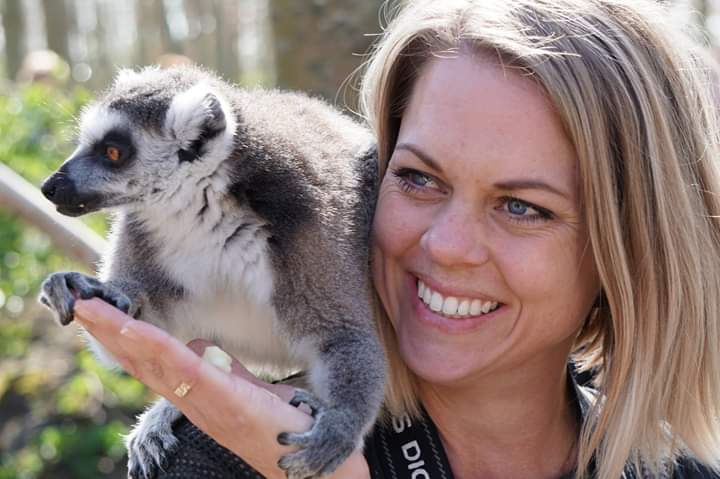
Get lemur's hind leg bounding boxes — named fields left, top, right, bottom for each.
left=39, top=271, right=137, bottom=326
left=277, top=331, right=385, bottom=479
left=126, top=398, right=183, bottom=479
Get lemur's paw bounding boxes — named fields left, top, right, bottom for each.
left=38, top=272, right=134, bottom=326
left=277, top=390, right=357, bottom=479
left=287, top=388, right=323, bottom=417
left=126, top=421, right=179, bottom=479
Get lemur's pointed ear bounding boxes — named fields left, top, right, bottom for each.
left=165, top=83, right=234, bottom=149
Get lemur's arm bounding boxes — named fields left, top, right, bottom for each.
left=38, top=270, right=144, bottom=326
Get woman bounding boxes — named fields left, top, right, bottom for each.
left=72, top=0, right=720, bottom=477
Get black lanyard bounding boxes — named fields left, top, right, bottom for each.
left=364, top=409, right=455, bottom=479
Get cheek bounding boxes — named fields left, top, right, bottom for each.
left=371, top=189, right=423, bottom=263
left=494, top=231, right=599, bottom=311
left=371, top=188, right=427, bottom=318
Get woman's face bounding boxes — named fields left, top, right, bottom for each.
left=371, top=54, right=601, bottom=385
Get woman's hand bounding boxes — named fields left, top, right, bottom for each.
left=73, top=298, right=370, bottom=479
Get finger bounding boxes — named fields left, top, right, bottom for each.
left=76, top=299, right=191, bottom=368
left=74, top=299, right=193, bottom=387
left=74, top=297, right=133, bottom=340
left=134, top=334, right=313, bottom=468
left=74, top=299, right=217, bottom=431
left=186, top=339, right=296, bottom=401
left=74, top=300, right=314, bottom=477
left=73, top=298, right=145, bottom=370
left=75, top=301, right=273, bottom=418
left=74, top=299, right=209, bottom=409
left=74, top=299, right=289, bottom=420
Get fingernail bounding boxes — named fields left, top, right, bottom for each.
left=120, top=323, right=139, bottom=340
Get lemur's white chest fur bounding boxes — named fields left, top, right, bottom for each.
left=130, top=171, right=301, bottom=372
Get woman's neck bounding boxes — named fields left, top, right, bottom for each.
left=418, top=358, right=579, bottom=479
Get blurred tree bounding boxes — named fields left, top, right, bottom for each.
left=42, top=0, right=71, bottom=62
left=269, top=0, right=383, bottom=107
left=214, top=0, right=240, bottom=81
left=137, top=0, right=170, bottom=66
left=2, top=0, right=25, bottom=81
left=183, top=0, right=219, bottom=73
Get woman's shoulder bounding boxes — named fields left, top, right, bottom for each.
left=576, top=381, right=718, bottom=479
left=577, top=382, right=718, bottom=479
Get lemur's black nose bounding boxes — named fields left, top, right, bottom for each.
left=41, top=174, right=76, bottom=204
left=41, top=178, right=57, bottom=199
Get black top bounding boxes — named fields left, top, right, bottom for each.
left=155, top=367, right=719, bottom=478
left=363, top=367, right=718, bottom=479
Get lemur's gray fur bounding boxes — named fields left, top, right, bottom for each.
left=38, top=65, right=385, bottom=479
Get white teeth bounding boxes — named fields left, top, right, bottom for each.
left=417, top=279, right=499, bottom=318
left=423, top=286, right=432, bottom=305
left=442, top=297, right=459, bottom=315
left=457, top=300, right=470, bottom=315
left=430, top=292, right=443, bottom=312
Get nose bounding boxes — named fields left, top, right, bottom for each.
left=420, top=204, right=491, bottom=267
left=41, top=173, right=76, bottom=204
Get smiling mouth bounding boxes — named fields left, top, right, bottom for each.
left=417, top=279, right=502, bottom=318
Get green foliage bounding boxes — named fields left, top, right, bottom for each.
left=0, top=317, right=32, bottom=357
left=57, top=351, right=152, bottom=414
left=0, top=420, right=128, bottom=479
left=0, top=83, right=106, bottom=319
left=0, top=84, right=149, bottom=478
left=0, top=84, right=86, bottom=175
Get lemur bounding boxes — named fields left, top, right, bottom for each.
left=38, top=66, right=385, bottom=479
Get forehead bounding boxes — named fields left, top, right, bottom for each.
left=77, top=104, right=130, bottom=145
left=398, top=54, right=578, bottom=195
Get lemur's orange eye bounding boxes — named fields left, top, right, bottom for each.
left=106, top=146, right=120, bottom=162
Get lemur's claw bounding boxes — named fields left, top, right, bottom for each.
left=38, top=271, right=135, bottom=325
left=278, top=394, right=357, bottom=479
left=289, top=389, right=323, bottom=418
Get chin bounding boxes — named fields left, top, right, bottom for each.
left=397, top=333, right=489, bottom=386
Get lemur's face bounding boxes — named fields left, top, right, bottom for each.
left=41, top=67, right=235, bottom=217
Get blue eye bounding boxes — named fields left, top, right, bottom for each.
left=390, top=167, right=440, bottom=194
left=406, top=171, right=434, bottom=187
left=500, top=197, right=553, bottom=224
left=507, top=199, right=529, bottom=215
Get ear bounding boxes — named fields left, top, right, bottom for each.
left=165, top=83, right=235, bottom=159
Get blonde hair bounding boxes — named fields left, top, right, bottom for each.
left=359, top=0, right=720, bottom=477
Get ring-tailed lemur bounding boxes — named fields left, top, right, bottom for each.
left=38, top=65, right=385, bottom=479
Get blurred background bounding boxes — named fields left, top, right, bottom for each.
left=0, top=0, right=717, bottom=478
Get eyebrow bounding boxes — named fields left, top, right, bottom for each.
left=395, top=143, right=443, bottom=172
left=394, top=142, right=571, bottom=200
left=493, top=179, right=571, bottom=200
